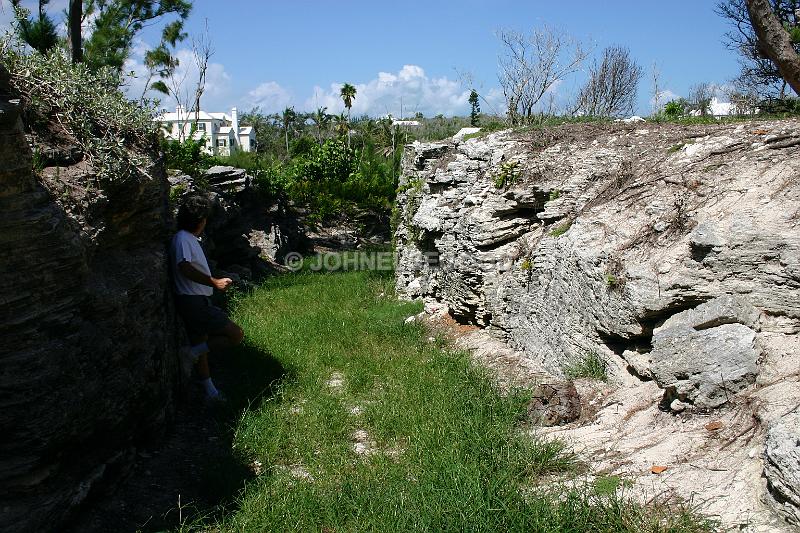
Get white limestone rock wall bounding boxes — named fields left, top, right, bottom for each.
left=395, top=121, right=800, bottom=382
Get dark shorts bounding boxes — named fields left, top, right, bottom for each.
left=175, top=294, right=231, bottom=339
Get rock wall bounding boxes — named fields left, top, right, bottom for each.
left=0, top=67, right=179, bottom=532
left=170, top=166, right=309, bottom=280
left=395, top=120, right=800, bottom=523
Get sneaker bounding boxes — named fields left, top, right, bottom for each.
left=205, top=390, right=227, bottom=405
left=178, top=346, right=196, bottom=377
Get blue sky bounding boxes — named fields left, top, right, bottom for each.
left=1, top=0, right=741, bottom=117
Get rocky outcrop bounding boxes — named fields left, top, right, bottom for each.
left=396, top=120, right=799, bottom=381
left=0, top=67, right=178, bottom=532
left=170, top=167, right=308, bottom=279
left=648, top=296, right=762, bottom=409
left=395, top=120, right=800, bottom=523
left=764, top=411, right=800, bottom=525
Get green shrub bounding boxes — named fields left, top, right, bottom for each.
left=663, top=99, right=687, bottom=118
left=161, top=137, right=215, bottom=178
left=494, top=160, right=520, bottom=189
left=2, top=38, right=157, bottom=182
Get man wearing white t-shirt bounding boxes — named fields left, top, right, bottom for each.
left=171, top=195, right=244, bottom=401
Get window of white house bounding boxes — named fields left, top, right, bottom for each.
left=217, top=139, right=227, bottom=147
left=197, top=122, right=206, bottom=132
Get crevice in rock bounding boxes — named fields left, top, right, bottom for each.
left=690, top=242, right=714, bottom=263
left=475, top=231, right=529, bottom=252
left=598, top=330, right=653, bottom=356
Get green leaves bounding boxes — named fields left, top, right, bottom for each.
left=84, top=0, right=192, bottom=72
left=10, top=1, right=59, bottom=55
left=2, top=39, right=158, bottom=182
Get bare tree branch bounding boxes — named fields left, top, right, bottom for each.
left=573, top=45, right=643, bottom=117
left=497, top=26, right=587, bottom=125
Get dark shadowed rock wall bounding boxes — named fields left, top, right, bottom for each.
left=0, top=65, right=179, bottom=532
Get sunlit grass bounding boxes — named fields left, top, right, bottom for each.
left=184, top=270, right=713, bottom=532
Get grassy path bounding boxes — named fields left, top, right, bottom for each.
left=193, top=270, right=710, bottom=532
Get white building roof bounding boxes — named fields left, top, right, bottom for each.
left=155, top=110, right=232, bottom=122
left=239, top=126, right=253, bottom=135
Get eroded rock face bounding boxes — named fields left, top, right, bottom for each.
left=0, top=67, right=178, bottom=532
left=394, top=120, right=800, bottom=524
left=170, top=170, right=308, bottom=277
left=395, top=122, right=800, bottom=375
left=648, top=296, right=762, bottom=409
left=764, top=411, right=800, bottom=525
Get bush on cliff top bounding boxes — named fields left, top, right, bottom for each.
left=1, top=37, right=158, bottom=182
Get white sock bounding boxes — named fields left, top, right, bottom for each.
left=190, top=342, right=209, bottom=360
left=201, top=377, right=219, bottom=397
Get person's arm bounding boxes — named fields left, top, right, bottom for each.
left=178, top=261, right=233, bottom=291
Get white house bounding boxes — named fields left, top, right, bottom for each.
left=155, top=105, right=256, bottom=156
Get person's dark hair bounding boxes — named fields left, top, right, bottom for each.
left=177, top=194, right=212, bottom=232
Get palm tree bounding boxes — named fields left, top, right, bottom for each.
left=311, top=106, right=330, bottom=145
left=281, top=106, right=297, bottom=154
left=340, top=83, right=356, bottom=147
left=333, top=113, right=349, bottom=139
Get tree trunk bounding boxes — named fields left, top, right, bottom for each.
left=746, top=0, right=800, bottom=95
left=68, top=0, right=82, bottom=63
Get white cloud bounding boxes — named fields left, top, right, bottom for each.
left=300, top=64, right=473, bottom=118
left=651, top=89, right=679, bottom=110
left=244, top=81, right=293, bottom=114
left=122, top=43, right=233, bottom=112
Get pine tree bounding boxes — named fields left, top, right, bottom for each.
left=468, top=89, right=481, bottom=126
left=11, top=0, right=59, bottom=55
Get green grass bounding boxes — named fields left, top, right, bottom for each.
left=563, top=352, right=609, bottom=381
left=549, top=220, right=573, bottom=237
left=184, top=270, right=712, bottom=532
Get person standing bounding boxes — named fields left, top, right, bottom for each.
left=171, top=195, right=244, bottom=401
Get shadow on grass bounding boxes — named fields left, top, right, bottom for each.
left=64, top=342, right=289, bottom=533
left=199, top=343, right=289, bottom=510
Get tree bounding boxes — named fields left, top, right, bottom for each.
left=497, top=25, right=587, bottom=125
left=573, top=45, right=643, bottom=117
left=281, top=107, right=297, bottom=153
left=310, top=106, right=330, bottom=145
left=340, top=82, right=356, bottom=147
left=717, top=0, right=800, bottom=97
left=333, top=113, right=349, bottom=138
left=68, top=0, right=83, bottom=63
left=689, top=83, right=714, bottom=116
left=188, top=20, right=213, bottom=120
left=11, top=0, right=59, bottom=55
left=340, top=82, right=357, bottom=116
left=468, top=89, right=480, bottom=126
left=83, top=0, right=192, bottom=72
left=745, top=0, right=800, bottom=95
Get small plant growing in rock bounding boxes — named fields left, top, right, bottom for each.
left=549, top=220, right=572, bottom=237
left=604, top=256, right=625, bottom=292
left=520, top=258, right=532, bottom=270
left=667, top=143, right=685, bottom=153
left=168, top=183, right=188, bottom=206
left=493, top=160, right=520, bottom=189
left=549, top=189, right=561, bottom=201
left=563, top=351, right=608, bottom=381
left=2, top=38, right=158, bottom=183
